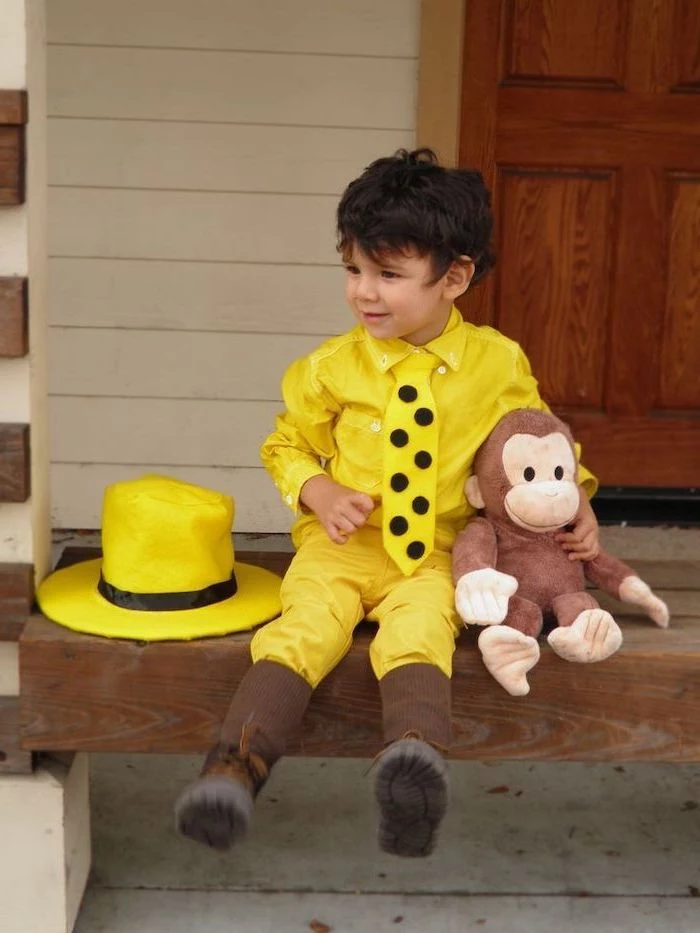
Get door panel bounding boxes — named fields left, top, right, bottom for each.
left=459, top=0, right=700, bottom=486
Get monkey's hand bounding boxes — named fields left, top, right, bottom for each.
left=455, top=568, right=519, bottom=626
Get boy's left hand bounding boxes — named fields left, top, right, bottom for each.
left=554, top=492, right=600, bottom=562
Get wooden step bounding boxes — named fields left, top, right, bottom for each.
left=19, top=549, right=700, bottom=762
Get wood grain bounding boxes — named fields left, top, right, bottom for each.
left=0, top=563, right=34, bottom=641
left=0, top=698, right=32, bottom=774
left=19, top=548, right=700, bottom=761
left=0, top=424, right=30, bottom=503
left=0, top=278, right=28, bottom=357
left=0, top=91, right=27, bottom=125
left=0, top=125, right=24, bottom=205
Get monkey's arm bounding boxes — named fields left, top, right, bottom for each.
left=585, top=550, right=670, bottom=628
left=452, top=517, right=519, bottom=626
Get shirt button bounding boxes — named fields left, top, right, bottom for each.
left=284, top=494, right=293, bottom=505
left=380, top=354, right=388, bottom=367
left=437, top=365, right=447, bottom=375
left=370, top=420, right=382, bottom=433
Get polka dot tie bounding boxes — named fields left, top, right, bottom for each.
left=382, top=351, right=439, bottom=575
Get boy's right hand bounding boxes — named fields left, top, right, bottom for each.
left=300, top=475, right=374, bottom=544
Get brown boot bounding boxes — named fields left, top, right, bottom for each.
left=375, top=663, right=452, bottom=858
left=174, top=660, right=312, bottom=851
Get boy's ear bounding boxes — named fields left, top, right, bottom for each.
left=442, top=256, right=475, bottom=300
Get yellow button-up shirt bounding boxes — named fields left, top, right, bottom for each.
left=261, top=307, right=597, bottom=550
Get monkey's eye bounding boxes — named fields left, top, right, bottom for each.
left=554, top=466, right=564, bottom=480
left=523, top=467, right=535, bottom=481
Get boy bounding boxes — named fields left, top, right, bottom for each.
left=174, top=149, right=599, bottom=858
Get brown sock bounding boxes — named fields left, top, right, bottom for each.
left=218, top=659, right=313, bottom=766
left=379, top=662, right=452, bottom=751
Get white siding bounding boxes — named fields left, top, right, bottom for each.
left=48, top=0, right=419, bottom=532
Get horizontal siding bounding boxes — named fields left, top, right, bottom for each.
left=47, top=0, right=418, bottom=58
left=49, top=330, right=322, bottom=399
left=47, top=0, right=419, bottom=531
left=49, top=259, right=351, bottom=333
left=51, top=463, right=291, bottom=531
left=51, top=397, right=280, bottom=468
left=50, top=189, right=338, bottom=263
left=49, top=120, right=412, bottom=194
left=49, top=47, right=416, bottom=128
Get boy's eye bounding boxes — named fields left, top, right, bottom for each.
left=344, top=265, right=360, bottom=275
left=381, top=270, right=400, bottom=279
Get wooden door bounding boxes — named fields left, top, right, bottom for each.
left=458, top=0, right=700, bottom=487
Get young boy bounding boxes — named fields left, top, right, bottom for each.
left=174, top=149, right=599, bottom=858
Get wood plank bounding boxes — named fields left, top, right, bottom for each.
left=19, top=611, right=700, bottom=760
left=0, top=90, right=27, bottom=125
left=0, top=424, right=30, bottom=502
left=49, top=329, right=319, bottom=401
left=49, top=47, right=416, bottom=129
left=48, top=258, right=350, bottom=334
left=0, top=278, right=28, bottom=357
left=0, top=125, right=25, bottom=205
left=49, top=188, right=338, bottom=264
left=48, top=120, right=412, bottom=194
left=50, top=397, right=278, bottom=468
left=47, top=0, right=418, bottom=57
left=0, top=563, right=34, bottom=641
left=0, top=697, right=32, bottom=773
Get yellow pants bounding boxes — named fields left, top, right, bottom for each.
left=251, top=523, right=462, bottom=688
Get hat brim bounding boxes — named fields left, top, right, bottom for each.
left=36, top=558, right=282, bottom=641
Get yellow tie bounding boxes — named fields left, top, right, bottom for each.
left=382, top=350, right=439, bottom=575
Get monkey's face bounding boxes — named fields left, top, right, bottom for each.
left=501, top=431, right=579, bottom=533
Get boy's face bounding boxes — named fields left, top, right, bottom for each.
left=343, top=247, right=455, bottom=346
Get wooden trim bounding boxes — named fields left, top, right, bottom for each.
left=0, top=563, right=34, bottom=641
left=0, top=90, right=27, bottom=205
left=416, top=0, right=466, bottom=166
left=0, top=698, right=32, bottom=773
left=0, top=278, right=28, bottom=357
left=0, top=424, right=30, bottom=503
left=0, top=91, right=28, bottom=125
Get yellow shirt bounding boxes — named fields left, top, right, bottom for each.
left=261, top=307, right=597, bottom=550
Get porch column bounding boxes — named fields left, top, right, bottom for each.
left=0, top=2, right=90, bottom=931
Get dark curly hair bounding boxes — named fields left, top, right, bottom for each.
left=337, top=148, right=495, bottom=284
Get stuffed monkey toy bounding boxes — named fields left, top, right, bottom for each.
left=452, top=409, right=669, bottom=696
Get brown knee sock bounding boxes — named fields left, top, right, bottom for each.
left=218, top=659, right=313, bottom=766
left=379, top=662, right=452, bottom=751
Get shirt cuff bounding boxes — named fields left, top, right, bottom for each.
left=278, top=463, right=328, bottom=514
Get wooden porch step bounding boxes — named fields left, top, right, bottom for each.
left=19, top=550, right=700, bottom=762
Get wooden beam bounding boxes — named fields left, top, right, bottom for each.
left=0, top=698, right=32, bottom=774
left=0, top=90, right=28, bottom=125
left=0, top=90, right=26, bottom=205
left=0, top=563, right=34, bottom=641
left=0, top=424, right=30, bottom=503
left=20, top=601, right=700, bottom=761
left=0, top=278, right=28, bottom=357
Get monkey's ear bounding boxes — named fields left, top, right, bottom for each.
left=466, top=475, right=485, bottom=509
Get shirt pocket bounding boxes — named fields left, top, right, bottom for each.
left=333, top=408, right=383, bottom=493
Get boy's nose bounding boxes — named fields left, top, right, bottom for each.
left=356, top=276, right=378, bottom=300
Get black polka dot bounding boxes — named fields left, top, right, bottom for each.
left=407, top=541, right=425, bottom=560
left=414, top=450, right=432, bottom=469
left=398, top=384, right=418, bottom=403
left=390, top=472, right=409, bottom=492
left=389, top=516, right=409, bottom=536
left=390, top=429, right=409, bottom=448
left=414, top=408, right=434, bottom=426
left=412, top=496, right=429, bottom=515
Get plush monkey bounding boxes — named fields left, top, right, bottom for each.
left=452, top=409, right=669, bottom=696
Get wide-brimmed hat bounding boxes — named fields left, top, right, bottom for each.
left=37, top=474, right=282, bottom=640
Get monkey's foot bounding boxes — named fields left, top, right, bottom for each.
left=478, top=626, right=540, bottom=696
left=547, top=609, right=622, bottom=663
left=618, top=575, right=670, bottom=628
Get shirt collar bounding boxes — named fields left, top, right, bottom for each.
left=363, top=306, right=468, bottom=374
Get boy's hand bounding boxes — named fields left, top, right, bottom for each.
left=554, top=491, right=600, bottom=562
left=300, top=474, right=374, bottom=544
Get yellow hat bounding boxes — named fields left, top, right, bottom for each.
left=37, top=475, right=282, bottom=641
